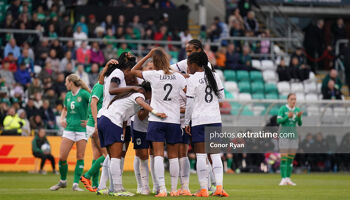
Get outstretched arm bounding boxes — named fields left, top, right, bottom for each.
left=135, top=97, right=167, bottom=119
left=99, top=59, right=118, bottom=84
left=131, top=48, right=156, bottom=78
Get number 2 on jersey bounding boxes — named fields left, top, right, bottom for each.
left=163, top=83, right=173, bottom=101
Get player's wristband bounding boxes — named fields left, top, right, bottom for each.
left=151, top=110, right=158, bottom=115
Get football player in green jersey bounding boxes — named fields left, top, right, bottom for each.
left=50, top=74, right=91, bottom=191
left=277, top=93, right=302, bottom=186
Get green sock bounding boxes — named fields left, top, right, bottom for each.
left=74, top=160, right=84, bottom=183
left=227, top=158, right=233, bottom=170
left=59, top=160, right=68, bottom=181
left=280, top=156, right=287, bottom=178
left=286, top=155, right=295, bottom=178
left=190, top=159, right=196, bottom=170
left=92, top=169, right=100, bottom=188
left=84, top=156, right=105, bottom=179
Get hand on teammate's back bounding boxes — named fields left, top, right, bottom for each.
left=156, top=113, right=167, bottom=119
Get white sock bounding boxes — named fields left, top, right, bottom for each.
left=207, top=159, right=216, bottom=186
left=108, top=157, right=114, bottom=192
left=120, top=157, right=125, bottom=172
left=196, top=153, right=208, bottom=190
left=169, top=158, right=179, bottom=192
left=140, top=159, right=150, bottom=190
left=110, top=158, right=123, bottom=192
left=210, top=154, right=223, bottom=186
left=98, top=155, right=109, bottom=190
left=179, top=157, right=190, bottom=190
left=134, top=156, right=142, bottom=190
left=150, top=155, right=159, bottom=191
left=154, top=156, right=166, bottom=193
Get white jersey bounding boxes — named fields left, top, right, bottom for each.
left=102, top=93, right=145, bottom=128
left=132, top=99, right=150, bottom=133
left=98, top=69, right=126, bottom=117
left=186, top=71, right=224, bottom=126
left=170, top=59, right=212, bottom=74
left=142, top=70, right=186, bottom=124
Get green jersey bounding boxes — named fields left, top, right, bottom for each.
left=87, top=83, right=104, bottom=127
left=277, top=104, right=302, bottom=138
left=64, top=89, right=90, bottom=132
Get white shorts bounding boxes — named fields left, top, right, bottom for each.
left=62, top=130, right=88, bottom=142
left=279, top=138, right=299, bottom=151
left=86, top=125, right=95, bottom=138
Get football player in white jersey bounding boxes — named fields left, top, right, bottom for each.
left=184, top=51, right=229, bottom=197
left=98, top=81, right=166, bottom=197
left=131, top=48, right=186, bottom=197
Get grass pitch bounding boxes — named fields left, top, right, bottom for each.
left=0, top=172, right=349, bottom=200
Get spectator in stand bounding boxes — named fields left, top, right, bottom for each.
left=73, top=26, right=88, bottom=48
left=75, top=64, right=90, bottom=88
left=290, top=47, right=306, bottom=66
left=88, top=63, right=99, bottom=88
left=87, top=14, right=98, bottom=37
left=244, top=11, right=259, bottom=35
left=2, top=53, right=17, bottom=72
left=204, top=43, right=217, bottom=66
left=104, top=28, right=117, bottom=49
left=53, top=73, right=67, bottom=96
left=63, top=25, right=74, bottom=37
left=303, top=19, right=325, bottom=72
left=59, top=51, right=75, bottom=73
left=90, top=42, right=105, bottom=65
left=117, top=43, right=130, bottom=57
left=117, top=14, right=126, bottom=29
left=14, top=62, right=31, bottom=88
left=32, top=128, right=57, bottom=174
left=47, top=24, right=58, bottom=39
left=74, top=16, right=88, bottom=35
left=0, top=61, right=15, bottom=88
left=25, top=98, right=40, bottom=119
left=228, top=8, right=244, bottom=28
left=145, top=17, right=157, bottom=34
left=239, top=45, right=253, bottom=70
left=322, top=80, right=342, bottom=100
left=17, top=48, right=34, bottom=73
left=130, top=15, right=144, bottom=35
left=160, top=0, right=176, bottom=8
left=35, top=39, right=50, bottom=66
left=4, top=38, right=21, bottom=59
left=63, top=62, right=74, bottom=77
left=260, top=30, right=270, bottom=55
left=63, top=40, right=76, bottom=59
left=226, top=43, right=240, bottom=70
left=15, top=22, right=29, bottom=46
left=39, top=62, right=56, bottom=82
left=0, top=103, right=9, bottom=128
left=27, top=75, right=43, bottom=99
left=154, top=25, right=172, bottom=49
left=115, top=26, right=124, bottom=39
left=332, top=18, right=347, bottom=47
left=180, top=29, right=193, bottom=48
left=51, top=40, right=64, bottom=59
left=238, top=0, right=259, bottom=17
left=101, top=14, right=116, bottom=34
left=40, top=100, right=56, bottom=129
left=22, top=42, right=35, bottom=61
left=322, top=69, right=343, bottom=93
left=36, top=5, right=46, bottom=22
left=76, top=42, right=91, bottom=65
left=6, top=0, right=20, bottom=20
left=277, top=59, right=291, bottom=82
left=207, top=22, right=222, bottom=42
left=125, top=25, right=141, bottom=49
left=18, top=109, right=30, bottom=136
left=46, top=49, right=60, bottom=72
left=289, top=56, right=300, bottom=81
left=2, top=14, right=14, bottom=30
left=103, top=44, right=117, bottom=61
left=33, top=92, right=43, bottom=110
left=59, top=14, right=71, bottom=36
left=216, top=47, right=227, bottom=69
left=30, top=114, right=45, bottom=130
left=2, top=107, right=24, bottom=135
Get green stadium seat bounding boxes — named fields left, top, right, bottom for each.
left=238, top=81, right=251, bottom=93
left=252, top=93, right=265, bottom=99
left=231, top=106, right=254, bottom=116
left=265, top=93, right=279, bottom=99
left=279, top=95, right=287, bottom=100
left=224, top=89, right=234, bottom=99
left=223, top=70, right=236, bottom=81
left=269, top=106, right=280, bottom=116
left=251, top=82, right=264, bottom=94
left=264, top=83, right=278, bottom=94
left=236, top=70, right=249, bottom=82
left=250, top=71, right=264, bottom=82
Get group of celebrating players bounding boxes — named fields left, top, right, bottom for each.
left=48, top=39, right=229, bottom=197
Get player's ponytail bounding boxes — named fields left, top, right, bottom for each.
left=67, top=74, right=91, bottom=93
left=188, top=52, right=220, bottom=98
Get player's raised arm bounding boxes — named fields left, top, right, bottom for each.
left=131, top=48, right=157, bottom=78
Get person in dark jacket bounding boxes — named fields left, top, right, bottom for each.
left=32, top=128, right=56, bottom=174
left=40, top=100, right=56, bottom=129
left=277, top=59, right=291, bottom=82
left=322, top=80, right=342, bottom=100
left=226, top=43, right=240, bottom=70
